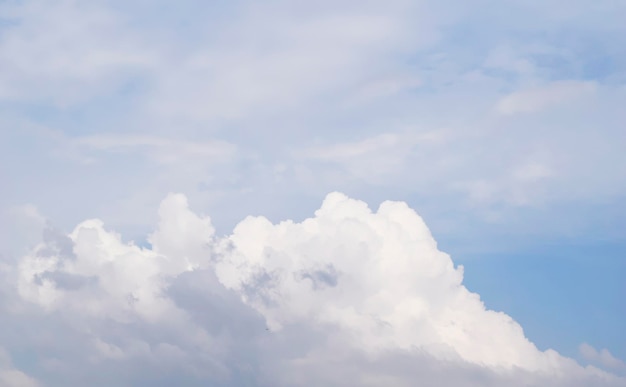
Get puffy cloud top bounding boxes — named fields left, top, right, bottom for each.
left=6, top=193, right=624, bottom=386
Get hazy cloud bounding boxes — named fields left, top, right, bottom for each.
left=496, top=81, right=597, bottom=115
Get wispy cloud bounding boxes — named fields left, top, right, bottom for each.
left=0, top=0, right=156, bottom=105
left=496, top=81, right=597, bottom=115
left=72, top=134, right=236, bottom=165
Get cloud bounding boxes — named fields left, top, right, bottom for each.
left=295, top=130, right=450, bottom=186
left=0, top=1, right=625, bottom=382
left=139, top=1, right=438, bottom=123
left=0, top=0, right=155, bottom=106
left=3, top=193, right=624, bottom=386
left=344, top=75, right=423, bottom=106
left=71, top=134, right=236, bottom=165
left=496, top=80, right=597, bottom=115
left=580, top=343, right=626, bottom=371
left=0, top=348, right=39, bottom=387
left=0, top=205, right=47, bottom=262
left=1, top=0, right=625, bottom=249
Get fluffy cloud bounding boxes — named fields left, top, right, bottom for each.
left=580, top=343, right=626, bottom=371
left=3, top=193, right=623, bottom=386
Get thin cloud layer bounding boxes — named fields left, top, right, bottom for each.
left=4, top=193, right=623, bottom=386
left=496, top=81, right=597, bottom=115
left=2, top=0, right=625, bottom=250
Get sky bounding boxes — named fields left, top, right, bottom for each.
left=0, top=0, right=625, bottom=386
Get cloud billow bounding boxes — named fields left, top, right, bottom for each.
left=2, top=193, right=622, bottom=386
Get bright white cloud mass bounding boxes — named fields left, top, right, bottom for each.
left=0, top=193, right=621, bottom=386
left=1, top=0, right=625, bottom=385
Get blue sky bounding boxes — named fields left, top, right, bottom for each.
left=1, top=0, right=625, bottom=385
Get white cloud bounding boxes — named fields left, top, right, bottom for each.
left=580, top=343, right=626, bottom=371
left=4, top=193, right=624, bottom=385
left=215, top=192, right=553, bottom=369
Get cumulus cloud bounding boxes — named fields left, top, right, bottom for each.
left=3, top=193, right=624, bottom=386
left=580, top=343, right=626, bottom=371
